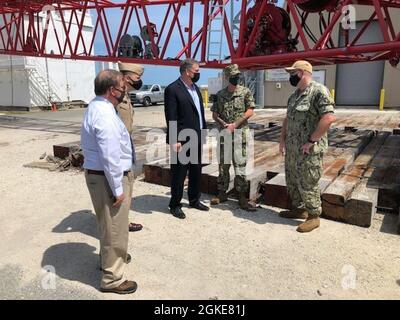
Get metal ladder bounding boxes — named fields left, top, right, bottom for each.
left=206, top=0, right=226, bottom=61
left=26, top=63, right=61, bottom=104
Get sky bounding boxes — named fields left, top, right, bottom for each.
left=93, top=0, right=284, bottom=86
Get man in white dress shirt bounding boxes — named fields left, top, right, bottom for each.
left=81, top=69, right=137, bottom=294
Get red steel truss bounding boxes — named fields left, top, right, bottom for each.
left=0, top=0, right=400, bottom=69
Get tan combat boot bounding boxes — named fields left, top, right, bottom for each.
left=210, top=190, right=228, bottom=205
left=296, top=216, right=320, bottom=233
left=279, top=208, right=308, bottom=219
left=238, top=192, right=257, bottom=212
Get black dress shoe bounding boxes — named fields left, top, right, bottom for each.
left=189, top=201, right=210, bottom=211
left=170, top=207, right=186, bottom=219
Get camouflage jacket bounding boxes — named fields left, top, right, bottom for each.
left=211, top=85, right=255, bottom=129
left=286, top=81, right=335, bottom=154
left=116, top=92, right=134, bottom=135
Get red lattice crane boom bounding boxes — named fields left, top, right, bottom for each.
left=0, top=0, right=399, bottom=69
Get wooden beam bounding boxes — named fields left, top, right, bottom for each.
left=143, top=159, right=166, bottom=184
left=365, top=134, right=400, bottom=210
left=263, top=173, right=292, bottom=209
left=53, top=141, right=80, bottom=159
left=322, top=132, right=389, bottom=222
left=344, top=167, right=378, bottom=228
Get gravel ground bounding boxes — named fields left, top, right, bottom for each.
left=0, top=110, right=400, bottom=300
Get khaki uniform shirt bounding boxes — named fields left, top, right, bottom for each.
left=116, top=92, right=134, bottom=134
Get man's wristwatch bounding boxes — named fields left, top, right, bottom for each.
left=308, top=138, right=318, bottom=145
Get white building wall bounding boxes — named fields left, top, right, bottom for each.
left=96, top=61, right=118, bottom=74
left=0, top=10, right=96, bottom=108
left=0, top=58, right=31, bottom=107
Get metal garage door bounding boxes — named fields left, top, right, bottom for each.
left=335, top=21, right=385, bottom=106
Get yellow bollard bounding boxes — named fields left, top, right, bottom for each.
left=200, top=87, right=208, bottom=108
left=330, top=89, right=335, bottom=102
left=379, top=89, right=385, bottom=111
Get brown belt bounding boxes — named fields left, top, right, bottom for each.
left=87, top=169, right=130, bottom=176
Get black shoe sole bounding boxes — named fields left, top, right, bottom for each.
left=172, top=213, right=186, bottom=219
left=189, top=204, right=210, bottom=211
left=169, top=208, right=186, bottom=219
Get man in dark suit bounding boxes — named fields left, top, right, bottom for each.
left=164, top=59, right=209, bottom=219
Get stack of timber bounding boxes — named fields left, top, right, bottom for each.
left=364, top=134, right=400, bottom=211
left=48, top=110, right=400, bottom=229
left=50, top=126, right=169, bottom=175
left=332, top=113, right=394, bottom=132
left=143, top=114, right=398, bottom=201
left=321, top=132, right=389, bottom=227
left=129, top=111, right=400, bottom=230
left=144, top=125, right=380, bottom=211
left=143, top=125, right=283, bottom=198
left=248, top=110, right=400, bottom=133
left=263, top=128, right=375, bottom=210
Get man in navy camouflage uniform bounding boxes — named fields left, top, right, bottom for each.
left=210, top=64, right=256, bottom=211
left=279, top=60, right=336, bottom=233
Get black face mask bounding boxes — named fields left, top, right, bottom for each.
left=229, top=76, right=240, bottom=86
left=191, top=72, right=200, bottom=83
left=129, top=79, right=142, bottom=90
left=289, top=74, right=301, bottom=87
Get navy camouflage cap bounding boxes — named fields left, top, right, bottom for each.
left=224, top=64, right=241, bottom=77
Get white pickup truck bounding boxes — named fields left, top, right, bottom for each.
left=129, top=84, right=165, bottom=107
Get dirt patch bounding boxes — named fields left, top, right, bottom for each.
left=24, top=133, right=60, bottom=143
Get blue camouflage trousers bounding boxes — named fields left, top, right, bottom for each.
left=285, top=150, right=323, bottom=216
left=217, top=131, right=248, bottom=193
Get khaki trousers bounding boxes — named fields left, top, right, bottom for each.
left=85, top=170, right=134, bottom=289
